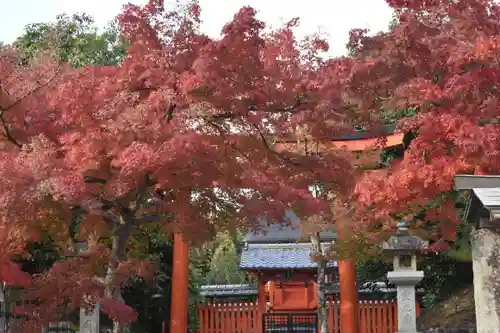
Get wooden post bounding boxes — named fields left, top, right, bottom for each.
left=170, top=233, right=189, bottom=333
left=339, top=259, right=359, bottom=333
left=258, top=279, right=266, bottom=313
left=258, top=278, right=266, bottom=333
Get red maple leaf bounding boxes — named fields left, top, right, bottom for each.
left=100, top=298, right=138, bottom=324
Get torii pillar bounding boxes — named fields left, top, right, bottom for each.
left=336, top=212, right=359, bottom=333
left=170, top=233, right=189, bottom=333
left=339, top=260, right=358, bottom=333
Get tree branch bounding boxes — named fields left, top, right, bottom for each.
left=251, top=122, right=302, bottom=167
left=135, top=212, right=163, bottom=224
left=310, top=233, right=323, bottom=258
left=0, top=111, right=21, bottom=147
left=310, top=234, right=336, bottom=262
left=0, top=68, right=61, bottom=148
left=199, top=97, right=306, bottom=121
left=0, top=68, right=61, bottom=113
left=165, top=103, right=176, bottom=123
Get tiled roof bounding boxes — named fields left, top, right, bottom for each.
left=199, top=284, right=258, bottom=297
left=473, top=188, right=500, bottom=208
left=461, top=187, right=500, bottom=224
left=326, top=282, right=393, bottom=294
left=199, top=282, right=424, bottom=297
left=454, top=174, right=500, bottom=190
left=239, top=243, right=338, bottom=270
left=326, top=282, right=424, bottom=294
left=245, top=210, right=337, bottom=243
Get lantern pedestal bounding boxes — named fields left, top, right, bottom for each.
left=387, top=270, right=423, bottom=333
left=383, top=222, right=427, bottom=333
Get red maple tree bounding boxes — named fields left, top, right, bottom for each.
left=349, top=0, right=500, bottom=248
left=0, top=1, right=356, bottom=331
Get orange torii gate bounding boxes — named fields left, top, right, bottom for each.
left=170, top=126, right=404, bottom=333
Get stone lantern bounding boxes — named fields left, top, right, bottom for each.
left=383, top=222, right=428, bottom=333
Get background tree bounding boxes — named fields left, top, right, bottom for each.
left=6, top=13, right=174, bottom=333
left=14, top=13, right=126, bottom=67
left=202, top=232, right=249, bottom=285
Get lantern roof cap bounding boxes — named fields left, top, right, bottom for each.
left=382, top=222, right=428, bottom=254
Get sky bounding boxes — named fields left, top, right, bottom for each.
left=1, top=0, right=394, bottom=57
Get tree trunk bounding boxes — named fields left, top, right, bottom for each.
left=111, top=293, right=131, bottom=333
left=0, top=283, right=8, bottom=333
left=311, top=233, right=329, bottom=333
left=105, top=222, right=133, bottom=333
left=107, top=265, right=132, bottom=333
left=317, top=259, right=328, bottom=333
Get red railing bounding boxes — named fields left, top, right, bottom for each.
left=198, top=302, right=260, bottom=333
left=197, top=299, right=420, bottom=333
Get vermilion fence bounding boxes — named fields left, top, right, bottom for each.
left=198, top=302, right=260, bottom=333
left=355, top=300, right=420, bottom=333
left=197, top=300, right=421, bottom=333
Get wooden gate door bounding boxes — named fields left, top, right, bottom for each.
left=262, top=313, right=318, bottom=333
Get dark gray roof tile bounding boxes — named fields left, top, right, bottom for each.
left=473, top=188, right=500, bottom=207
left=199, top=284, right=258, bottom=297
left=239, top=243, right=338, bottom=270
left=198, top=282, right=423, bottom=297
